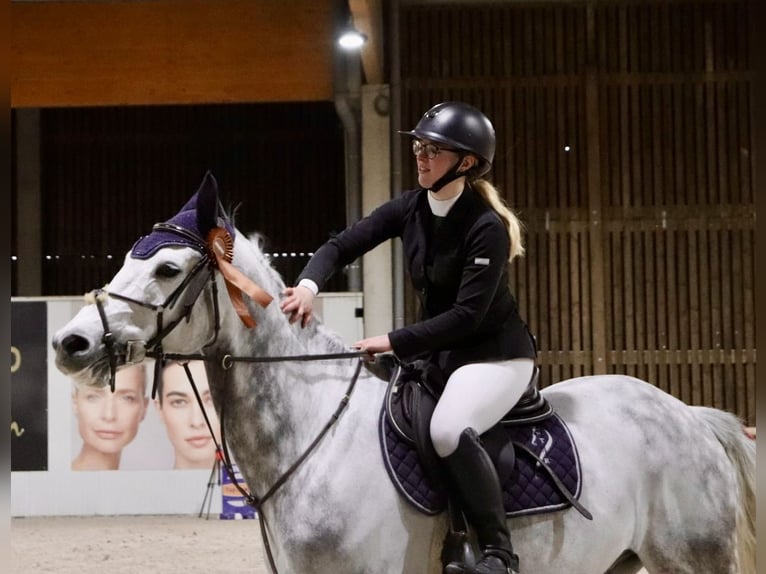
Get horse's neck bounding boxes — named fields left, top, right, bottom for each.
left=208, top=317, right=361, bottom=487
left=205, top=244, right=363, bottom=487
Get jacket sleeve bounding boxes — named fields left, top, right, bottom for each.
left=388, top=213, right=510, bottom=361
left=296, top=193, right=412, bottom=291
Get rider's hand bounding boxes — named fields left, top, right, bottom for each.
left=352, top=334, right=393, bottom=359
left=280, top=285, right=315, bottom=328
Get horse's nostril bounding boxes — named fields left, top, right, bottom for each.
left=61, top=334, right=90, bottom=356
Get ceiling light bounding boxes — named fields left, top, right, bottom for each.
left=338, top=28, right=367, bottom=50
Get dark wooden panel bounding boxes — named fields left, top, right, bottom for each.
left=11, top=0, right=335, bottom=107
left=37, top=103, right=346, bottom=295
left=11, top=115, right=18, bottom=295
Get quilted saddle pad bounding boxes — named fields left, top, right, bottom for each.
left=379, top=408, right=583, bottom=518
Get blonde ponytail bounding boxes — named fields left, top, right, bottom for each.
left=472, top=179, right=525, bottom=262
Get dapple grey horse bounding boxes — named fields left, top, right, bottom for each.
left=53, top=174, right=755, bottom=574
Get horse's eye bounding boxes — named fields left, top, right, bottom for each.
left=155, top=263, right=181, bottom=279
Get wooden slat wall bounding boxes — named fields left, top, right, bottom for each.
left=32, top=103, right=347, bottom=295
left=399, top=0, right=755, bottom=424
left=596, top=1, right=754, bottom=423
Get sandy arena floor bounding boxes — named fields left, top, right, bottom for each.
left=10, top=515, right=269, bottom=574
left=10, top=515, right=653, bottom=573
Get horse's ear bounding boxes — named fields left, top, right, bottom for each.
left=196, top=171, right=219, bottom=238
left=131, top=170, right=226, bottom=259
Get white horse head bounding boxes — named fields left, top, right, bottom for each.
left=53, top=171, right=298, bottom=386
left=52, top=173, right=756, bottom=574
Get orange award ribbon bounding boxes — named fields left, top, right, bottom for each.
left=207, top=228, right=274, bottom=328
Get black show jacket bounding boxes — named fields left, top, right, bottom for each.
left=297, top=185, right=536, bottom=377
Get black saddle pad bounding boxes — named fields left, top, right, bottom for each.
left=378, top=408, right=583, bottom=517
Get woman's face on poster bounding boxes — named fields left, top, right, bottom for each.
left=72, top=364, right=148, bottom=455
left=156, top=361, right=221, bottom=469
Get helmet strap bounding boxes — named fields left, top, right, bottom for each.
left=429, top=153, right=469, bottom=192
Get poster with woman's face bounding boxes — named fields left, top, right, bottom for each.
left=70, top=364, right=150, bottom=471
left=154, top=361, right=222, bottom=470
left=70, top=360, right=221, bottom=471
left=10, top=299, right=226, bottom=478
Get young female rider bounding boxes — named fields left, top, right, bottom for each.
left=280, top=101, right=536, bottom=574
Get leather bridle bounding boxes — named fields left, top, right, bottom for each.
left=84, top=221, right=367, bottom=574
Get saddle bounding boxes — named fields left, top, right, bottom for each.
left=383, top=358, right=554, bottom=447
left=371, top=355, right=591, bottom=520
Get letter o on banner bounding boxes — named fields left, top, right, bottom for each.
left=11, top=346, right=21, bottom=373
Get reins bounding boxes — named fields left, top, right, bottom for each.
left=156, top=350, right=368, bottom=367
left=157, top=349, right=366, bottom=574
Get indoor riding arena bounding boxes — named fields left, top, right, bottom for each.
left=10, top=1, right=758, bottom=573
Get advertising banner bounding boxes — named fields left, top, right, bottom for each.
left=10, top=300, right=223, bottom=473
left=11, top=301, right=49, bottom=471
left=69, top=358, right=222, bottom=472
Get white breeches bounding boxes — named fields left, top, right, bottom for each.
left=429, top=358, right=535, bottom=458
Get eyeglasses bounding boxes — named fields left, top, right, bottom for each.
left=411, top=140, right=457, bottom=159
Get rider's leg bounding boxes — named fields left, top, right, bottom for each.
left=430, top=359, right=534, bottom=574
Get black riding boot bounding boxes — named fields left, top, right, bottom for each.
left=443, top=428, right=520, bottom=574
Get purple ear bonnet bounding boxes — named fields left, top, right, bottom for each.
left=131, top=171, right=234, bottom=260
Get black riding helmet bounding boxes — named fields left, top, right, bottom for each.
left=400, top=101, right=496, bottom=179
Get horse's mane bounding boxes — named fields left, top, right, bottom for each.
left=244, top=231, right=270, bottom=258
left=238, top=230, right=349, bottom=354
left=240, top=230, right=286, bottom=289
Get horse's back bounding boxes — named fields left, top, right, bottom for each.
left=536, top=374, right=743, bottom=573
left=541, top=373, right=735, bottom=481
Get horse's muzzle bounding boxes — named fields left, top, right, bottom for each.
left=52, top=331, right=102, bottom=375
